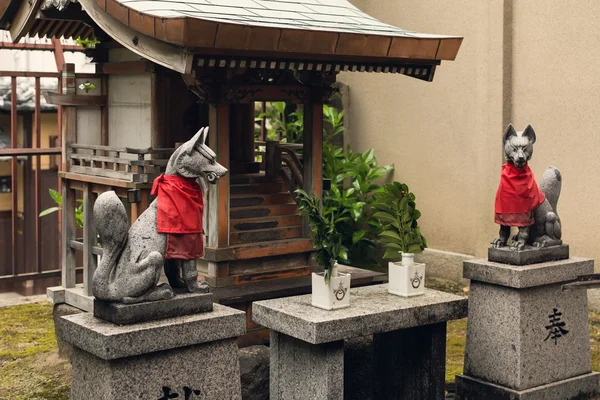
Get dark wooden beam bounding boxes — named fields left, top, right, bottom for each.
left=208, top=103, right=230, bottom=248
left=51, top=38, right=65, bottom=72
left=34, top=77, right=41, bottom=273
left=44, top=91, right=107, bottom=107
left=10, top=76, right=17, bottom=276
left=0, top=41, right=83, bottom=52
left=221, top=85, right=309, bottom=104
left=95, top=61, right=155, bottom=75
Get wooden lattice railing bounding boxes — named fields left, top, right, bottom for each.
left=266, top=141, right=303, bottom=203
left=68, top=144, right=174, bottom=183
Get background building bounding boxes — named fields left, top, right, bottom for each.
left=0, top=30, right=91, bottom=292
left=341, top=0, right=600, bottom=282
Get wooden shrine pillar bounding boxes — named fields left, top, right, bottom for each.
left=61, top=63, right=77, bottom=289
left=302, top=101, right=323, bottom=235
left=208, top=103, right=230, bottom=249
left=229, top=103, right=258, bottom=174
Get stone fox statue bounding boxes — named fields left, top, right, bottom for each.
left=491, top=124, right=562, bottom=251
left=92, top=127, right=227, bottom=303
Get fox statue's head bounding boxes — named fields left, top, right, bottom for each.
left=165, top=126, right=227, bottom=184
left=503, top=124, right=536, bottom=169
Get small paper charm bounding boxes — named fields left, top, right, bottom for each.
left=411, top=271, right=423, bottom=289
left=333, top=281, right=348, bottom=301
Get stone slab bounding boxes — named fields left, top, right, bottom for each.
left=252, top=284, right=467, bottom=344
left=463, top=257, right=593, bottom=288
left=464, top=281, right=592, bottom=390
left=488, top=244, right=569, bottom=265
left=93, top=292, right=213, bottom=325
left=55, top=303, right=246, bottom=360
left=46, top=286, right=65, bottom=304
left=71, top=336, right=242, bottom=400
left=456, top=372, right=600, bottom=400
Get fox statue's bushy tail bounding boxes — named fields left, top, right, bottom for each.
left=532, top=166, right=562, bottom=245
left=92, top=192, right=129, bottom=301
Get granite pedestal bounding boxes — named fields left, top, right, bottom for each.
left=93, top=291, right=213, bottom=325
left=456, top=257, right=600, bottom=400
left=253, top=284, right=468, bottom=400
left=56, top=303, right=246, bottom=400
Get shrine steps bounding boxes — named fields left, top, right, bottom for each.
left=229, top=173, right=302, bottom=245
left=230, top=192, right=294, bottom=207
left=230, top=226, right=303, bottom=245
left=230, top=203, right=299, bottom=219
left=230, top=214, right=303, bottom=233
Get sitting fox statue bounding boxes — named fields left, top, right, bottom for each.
left=491, top=124, right=562, bottom=251
left=92, top=127, right=227, bottom=303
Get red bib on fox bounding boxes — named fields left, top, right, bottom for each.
left=151, top=174, right=204, bottom=259
left=495, top=163, right=545, bottom=226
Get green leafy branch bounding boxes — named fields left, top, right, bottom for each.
left=295, top=189, right=349, bottom=284
left=372, top=182, right=427, bottom=260
left=39, top=189, right=83, bottom=229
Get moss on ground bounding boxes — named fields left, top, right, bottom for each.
left=446, top=318, right=467, bottom=382
left=0, top=302, right=70, bottom=400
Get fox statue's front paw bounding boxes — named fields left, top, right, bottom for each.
left=187, top=280, right=210, bottom=293
left=491, top=237, right=507, bottom=248
left=510, top=240, right=526, bottom=251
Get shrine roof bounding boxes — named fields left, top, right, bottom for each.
left=0, top=0, right=462, bottom=77
left=120, top=0, right=422, bottom=37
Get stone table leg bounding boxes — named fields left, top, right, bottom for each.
left=270, top=331, right=344, bottom=400
left=373, top=322, right=447, bottom=400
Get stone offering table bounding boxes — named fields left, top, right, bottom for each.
left=55, top=303, right=246, bottom=400
left=253, top=284, right=467, bottom=400
left=456, top=257, right=600, bottom=400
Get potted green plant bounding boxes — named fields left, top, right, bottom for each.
left=296, top=189, right=351, bottom=310
left=373, top=182, right=428, bottom=297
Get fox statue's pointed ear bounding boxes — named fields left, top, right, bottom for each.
left=199, top=127, right=209, bottom=146
left=192, top=127, right=208, bottom=149
left=503, top=124, right=517, bottom=144
left=182, top=127, right=206, bottom=155
left=522, top=124, right=536, bottom=144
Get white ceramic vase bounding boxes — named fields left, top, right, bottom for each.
left=312, top=263, right=351, bottom=310
left=388, top=253, right=425, bottom=297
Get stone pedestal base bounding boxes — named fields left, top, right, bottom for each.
left=488, top=244, right=569, bottom=265
left=459, top=257, right=598, bottom=399
left=56, top=304, right=246, bottom=400
left=456, top=372, right=600, bottom=400
left=93, top=292, right=213, bottom=325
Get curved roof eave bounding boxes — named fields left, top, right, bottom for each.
left=1, top=0, right=463, bottom=74
left=90, top=0, right=462, bottom=63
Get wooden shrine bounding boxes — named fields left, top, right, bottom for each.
left=0, top=0, right=462, bottom=344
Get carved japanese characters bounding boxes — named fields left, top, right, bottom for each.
left=92, top=127, right=227, bottom=303
left=491, top=124, right=562, bottom=251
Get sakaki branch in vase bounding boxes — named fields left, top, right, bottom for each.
left=373, top=182, right=428, bottom=297
left=296, top=189, right=351, bottom=310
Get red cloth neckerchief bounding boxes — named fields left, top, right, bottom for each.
left=494, top=163, right=545, bottom=226
left=151, top=174, right=204, bottom=259
left=151, top=174, right=203, bottom=233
